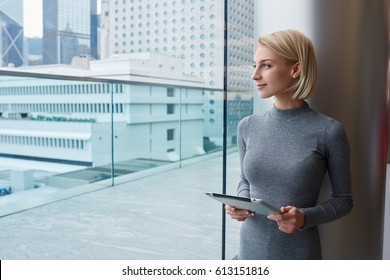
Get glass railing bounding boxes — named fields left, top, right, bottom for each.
left=0, top=69, right=253, bottom=259
left=0, top=0, right=256, bottom=260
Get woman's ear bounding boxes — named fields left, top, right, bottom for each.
left=291, top=62, right=301, bottom=78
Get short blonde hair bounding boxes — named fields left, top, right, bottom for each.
left=258, top=29, right=318, bottom=100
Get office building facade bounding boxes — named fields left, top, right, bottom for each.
left=100, top=0, right=254, bottom=91
left=42, top=0, right=95, bottom=64
left=0, top=53, right=205, bottom=167
left=0, top=0, right=24, bottom=67
left=99, top=0, right=254, bottom=146
left=90, top=0, right=98, bottom=59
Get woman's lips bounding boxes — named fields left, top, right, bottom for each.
left=256, top=84, right=267, bottom=89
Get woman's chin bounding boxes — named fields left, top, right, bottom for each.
left=257, top=91, right=273, bottom=99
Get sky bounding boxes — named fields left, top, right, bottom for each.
left=22, top=0, right=101, bottom=38
left=23, top=0, right=43, bottom=37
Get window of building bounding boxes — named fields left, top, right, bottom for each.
left=167, top=88, right=174, bottom=97
left=167, top=104, right=175, bottom=114
left=167, top=129, right=174, bottom=141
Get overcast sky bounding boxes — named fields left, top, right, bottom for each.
left=23, top=0, right=100, bottom=38
left=23, top=0, right=42, bottom=37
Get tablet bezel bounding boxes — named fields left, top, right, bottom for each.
left=205, top=192, right=281, bottom=215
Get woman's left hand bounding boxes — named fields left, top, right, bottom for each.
left=267, top=206, right=305, bottom=234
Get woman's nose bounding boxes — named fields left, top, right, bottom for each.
left=252, top=68, right=260, bottom=80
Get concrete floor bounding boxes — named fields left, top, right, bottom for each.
left=0, top=153, right=241, bottom=260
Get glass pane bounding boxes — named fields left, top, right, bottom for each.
left=225, top=0, right=255, bottom=260
left=0, top=0, right=257, bottom=260
left=0, top=74, right=112, bottom=217
left=111, top=83, right=225, bottom=258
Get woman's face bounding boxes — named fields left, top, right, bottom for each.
left=252, top=44, right=298, bottom=100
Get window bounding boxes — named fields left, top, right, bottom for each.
left=0, top=0, right=255, bottom=261
left=167, top=88, right=174, bottom=97
left=167, top=104, right=175, bottom=114
left=167, top=129, right=174, bottom=141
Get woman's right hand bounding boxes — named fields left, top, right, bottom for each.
left=225, top=205, right=255, bottom=221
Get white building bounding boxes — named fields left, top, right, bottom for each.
left=0, top=53, right=207, bottom=167
left=98, top=0, right=255, bottom=147
left=99, top=0, right=254, bottom=91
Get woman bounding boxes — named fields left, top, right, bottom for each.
left=225, top=29, right=353, bottom=259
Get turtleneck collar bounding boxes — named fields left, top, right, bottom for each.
left=269, top=101, right=312, bottom=119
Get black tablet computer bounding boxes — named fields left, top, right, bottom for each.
left=205, top=192, right=281, bottom=215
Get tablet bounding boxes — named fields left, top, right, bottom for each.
left=205, top=192, right=281, bottom=215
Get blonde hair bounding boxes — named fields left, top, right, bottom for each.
left=258, top=29, right=318, bottom=100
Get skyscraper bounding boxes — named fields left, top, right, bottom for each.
left=0, top=0, right=24, bottom=67
left=99, top=0, right=255, bottom=147
left=42, top=0, right=95, bottom=64
left=90, top=0, right=98, bottom=59
left=100, top=0, right=254, bottom=91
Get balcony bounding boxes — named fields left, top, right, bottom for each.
left=0, top=67, right=251, bottom=260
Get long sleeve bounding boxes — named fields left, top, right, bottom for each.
left=236, top=116, right=250, bottom=198
left=302, top=121, right=353, bottom=229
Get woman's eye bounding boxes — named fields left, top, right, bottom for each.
left=262, top=64, right=271, bottom=69
left=252, top=62, right=257, bottom=68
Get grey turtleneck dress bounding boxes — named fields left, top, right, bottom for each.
left=236, top=102, right=353, bottom=260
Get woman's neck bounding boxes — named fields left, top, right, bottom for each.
left=273, top=96, right=305, bottom=110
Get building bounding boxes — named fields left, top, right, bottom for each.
left=0, top=0, right=24, bottom=67
left=0, top=0, right=255, bottom=175
left=99, top=0, right=254, bottom=146
left=42, top=0, right=96, bottom=65
left=0, top=53, right=207, bottom=167
left=98, top=0, right=109, bottom=60
left=26, top=37, right=43, bottom=66
left=99, top=0, right=254, bottom=91
left=90, top=0, right=98, bottom=59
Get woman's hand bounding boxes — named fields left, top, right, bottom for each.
left=225, top=204, right=255, bottom=221
left=267, top=206, right=305, bottom=234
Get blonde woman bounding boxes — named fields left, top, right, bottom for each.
left=225, top=29, right=353, bottom=259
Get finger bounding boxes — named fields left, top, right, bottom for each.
left=225, top=205, right=235, bottom=211
left=280, top=207, right=300, bottom=220
left=267, top=213, right=283, bottom=221
left=233, top=210, right=249, bottom=217
left=278, top=225, right=294, bottom=234
left=230, top=210, right=254, bottom=221
left=280, top=206, right=294, bottom=214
